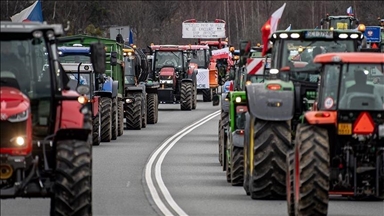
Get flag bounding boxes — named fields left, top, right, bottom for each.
left=285, top=24, right=291, bottom=31
left=11, top=0, right=43, bottom=23
left=128, top=29, right=134, bottom=45
left=261, top=3, right=287, bottom=56
left=347, top=6, right=353, bottom=16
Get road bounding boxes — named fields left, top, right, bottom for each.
left=1, top=98, right=383, bottom=216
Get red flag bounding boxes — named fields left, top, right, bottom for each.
left=261, top=3, right=287, bottom=56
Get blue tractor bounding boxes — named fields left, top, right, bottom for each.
left=58, top=45, right=119, bottom=143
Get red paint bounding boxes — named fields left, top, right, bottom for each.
left=248, top=60, right=264, bottom=75
left=92, top=96, right=100, bottom=117
left=188, top=63, right=198, bottom=76
left=57, top=90, right=84, bottom=130
left=353, top=112, right=375, bottom=135
left=0, top=87, right=32, bottom=156
left=159, top=67, right=175, bottom=77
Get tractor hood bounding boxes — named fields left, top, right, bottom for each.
left=0, top=87, right=30, bottom=120
left=159, top=67, right=176, bottom=77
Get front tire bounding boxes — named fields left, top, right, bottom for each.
left=230, top=146, right=244, bottom=186
left=286, top=150, right=294, bottom=216
left=202, top=88, right=213, bottom=102
left=100, top=97, right=112, bottom=142
left=126, top=94, right=142, bottom=130
left=147, top=93, right=157, bottom=124
left=111, top=98, right=118, bottom=140
left=117, top=100, right=124, bottom=136
left=92, top=110, right=101, bottom=146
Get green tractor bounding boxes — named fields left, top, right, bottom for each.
left=59, top=35, right=125, bottom=141
left=243, top=29, right=365, bottom=199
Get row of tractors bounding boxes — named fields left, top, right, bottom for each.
left=214, top=14, right=384, bottom=216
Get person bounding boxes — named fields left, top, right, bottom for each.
left=346, top=69, right=374, bottom=94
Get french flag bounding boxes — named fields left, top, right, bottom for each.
left=347, top=6, right=353, bottom=16
left=260, top=3, right=287, bottom=56
left=11, top=0, right=43, bottom=23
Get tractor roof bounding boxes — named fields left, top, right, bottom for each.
left=1, top=21, right=63, bottom=36
left=150, top=45, right=188, bottom=51
left=58, top=46, right=90, bottom=55
left=274, top=29, right=361, bottom=34
left=123, top=48, right=134, bottom=53
left=314, top=53, right=384, bottom=64
left=328, top=15, right=355, bottom=19
left=200, top=41, right=228, bottom=46
left=180, top=45, right=209, bottom=50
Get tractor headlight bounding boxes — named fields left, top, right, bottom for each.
left=8, top=110, right=29, bottom=122
left=78, top=96, right=88, bottom=104
left=235, top=97, right=241, bottom=103
left=10, top=136, right=26, bottom=146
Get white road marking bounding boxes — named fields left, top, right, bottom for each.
left=145, top=110, right=221, bottom=216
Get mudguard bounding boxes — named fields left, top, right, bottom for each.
left=221, top=92, right=230, bottom=112
left=182, top=78, right=193, bottom=83
left=246, top=84, right=294, bottom=121
left=101, top=77, right=113, bottom=93
left=145, top=82, right=159, bottom=94
left=232, top=131, right=244, bottom=148
left=58, top=90, right=85, bottom=129
left=112, top=80, right=119, bottom=98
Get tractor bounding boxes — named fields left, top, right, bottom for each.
left=0, top=21, right=105, bottom=215
left=59, top=35, right=124, bottom=141
left=182, top=44, right=219, bottom=102
left=320, top=13, right=360, bottom=30
left=123, top=45, right=159, bottom=129
left=57, top=45, right=115, bottom=145
left=149, top=45, right=198, bottom=110
left=243, top=29, right=366, bottom=200
left=286, top=52, right=384, bottom=216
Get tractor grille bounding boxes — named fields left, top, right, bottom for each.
left=0, top=120, right=27, bottom=148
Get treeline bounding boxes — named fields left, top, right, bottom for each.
left=1, top=1, right=383, bottom=47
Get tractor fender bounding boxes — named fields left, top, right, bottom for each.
left=94, top=91, right=112, bottom=98
left=221, top=92, right=230, bottom=112
left=57, top=90, right=85, bottom=129
left=101, top=77, right=113, bottom=93
left=112, top=80, right=119, bottom=98
left=126, top=86, right=145, bottom=95
left=54, top=128, right=91, bottom=142
left=246, top=83, right=294, bottom=121
left=145, top=83, right=159, bottom=94
left=304, top=111, right=337, bottom=125
left=181, top=78, right=193, bottom=83
left=232, top=131, right=244, bottom=148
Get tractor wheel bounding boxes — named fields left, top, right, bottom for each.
left=192, top=83, right=197, bottom=109
left=117, top=100, right=124, bottom=136
left=202, top=88, right=213, bottom=102
left=218, top=119, right=223, bottom=166
left=126, top=94, right=142, bottom=130
left=294, top=124, right=329, bottom=216
left=226, top=147, right=231, bottom=183
left=243, top=116, right=251, bottom=195
left=147, top=93, right=157, bottom=124
left=222, top=130, right=228, bottom=171
left=286, top=150, right=294, bottom=216
left=142, top=94, right=147, bottom=128
left=100, top=97, right=112, bottom=142
left=180, top=82, right=193, bottom=110
left=51, top=137, right=92, bottom=215
left=92, top=111, right=101, bottom=146
left=250, top=120, right=292, bottom=200
left=111, top=98, right=118, bottom=140
left=154, top=94, right=159, bottom=123
left=230, top=146, right=244, bottom=186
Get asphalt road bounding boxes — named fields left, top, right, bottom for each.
left=1, top=97, right=384, bottom=216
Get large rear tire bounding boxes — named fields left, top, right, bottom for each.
left=243, top=114, right=251, bottom=195
left=100, top=97, right=112, bottom=142
left=250, top=120, right=292, bottom=200
left=142, top=94, right=147, bottom=128
left=51, top=137, right=92, bottom=215
left=192, top=81, right=197, bottom=109
left=180, top=82, right=193, bottom=110
left=111, top=98, right=118, bottom=140
left=126, top=94, right=142, bottom=130
left=202, top=88, right=213, bottom=102
left=117, top=100, right=124, bottom=136
left=230, top=146, right=244, bottom=186
left=218, top=119, right=223, bottom=166
left=294, top=124, right=329, bottom=216
left=154, top=94, right=159, bottom=123
left=286, top=150, right=294, bottom=216
left=147, top=93, right=157, bottom=124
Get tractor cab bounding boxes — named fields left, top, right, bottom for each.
left=313, top=53, right=384, bottom=111
left=320, top=14, right=360, bottom=30
left=123, top=47, right=137, bottom=85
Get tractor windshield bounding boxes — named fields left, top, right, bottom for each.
left=190, top=50, right=206, bottom=68
left=67, top=73, right=92, bottom=86
left=329, top=18, right=352, bottom=30
left=319, top=63, right=384, bottom=110
left=249, top=51, right=262, bottom=58
left=235, top=106, right=247, bottom=129
left=154, top=51, right=183, bottom=70
left=0, top=37, right=51, bottom=98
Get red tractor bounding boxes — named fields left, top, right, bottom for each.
left=0, top=21, right=105, bottom=215
left=149, top=45, right=198, bottom=110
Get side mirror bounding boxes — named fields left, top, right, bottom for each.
left=76, top=85, right=90, bottom=95
left=212, top=94, right=220, bottom=106
left=187, top=57, right=191, bottom=62
left=110, top=51, right=118, bottom=66
left=90, top=42, right=106, bottom=74
left=193, top=68, right=198, bottom=75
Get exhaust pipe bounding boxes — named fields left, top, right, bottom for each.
left=0, top=164, right=13, bottom=180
